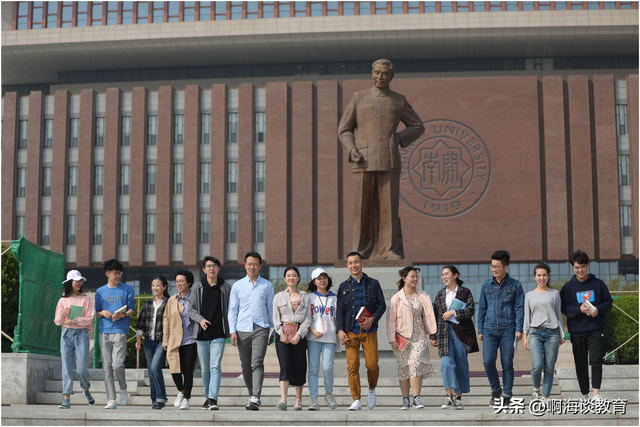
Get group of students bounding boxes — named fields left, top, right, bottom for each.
left=54, top=249, right=612, bottom=411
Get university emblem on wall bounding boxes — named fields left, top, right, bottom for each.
left=400, top=120, right=491, bottom=218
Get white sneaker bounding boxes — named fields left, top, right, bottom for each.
left=119, top=389, right=129, bottom=406
left=174, top=392, right=185, bottom=407
left=367, top=388, right=376, bottom=409
left=579, top=396, right=589, bottom=404
left=104, top=399, right=117, bottom=409
left=325, top=393, right=338, bottom=410
left=308, top=398, right=319, bottom=410
left=180, top=399, right=190, bottom=410
left=348, top=399, right=362, bottom=411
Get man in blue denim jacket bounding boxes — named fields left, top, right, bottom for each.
left=477, top=250, right=525, bottom=407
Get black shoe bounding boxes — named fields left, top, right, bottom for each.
left=248, top=401, right=260, bottom=411
left=490, top=388, right=502, bottom=407
left=152, top=402, right=165, bottom=410
left=503, top=395, right=512, bottom=406
left=209, top=399, right=219, bottom=410
left=202, top=398, right=211, bottom=410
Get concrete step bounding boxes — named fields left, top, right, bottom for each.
left=44, top=380, right=140, bottom=393
left=50, top=368, right=145, bottom=381
left=557, top=365, right=639, bottom=379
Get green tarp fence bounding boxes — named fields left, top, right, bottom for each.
left=10, top=237, right=65, bottom=356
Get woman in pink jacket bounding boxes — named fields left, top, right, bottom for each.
left=387, top=266, right=437, bottom=410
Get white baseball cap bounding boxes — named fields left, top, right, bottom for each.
left=311, top=268, right=327, bottom=281
left=63, top=270, right=86, bottom=284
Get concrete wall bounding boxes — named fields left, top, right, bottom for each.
left=1, top=353, right=59, bottom=404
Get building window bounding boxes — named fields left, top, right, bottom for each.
left=522, top=1, right=534, bottom=11
left=41, top=215, right=51, bottom=246
left=201, top=113, right=211, bottom=144
left=618, top=154, right=630, bottom=186
left=279, top=2, right=290, bottom=17
left=311, top=2, right=323, bottom=16
left=76, top=1, right=88, bottom=26
left=255, top=161, right=265, bottom=193
left=457, top=1, right=470, bottom=12
left=44, top=119, right=53, bottom=148
left=174, top=114, right=184, bottom=145
left=254, top=211, right=265, bottom=243
left=173, top=213, right=183, bottom=244
left=94, top=165, right=104, bottom=196
left=121, top=116, right=131, bottom=146
left=199, top=1, right=212, bottom=20
left=406, top=1, right=420, bottom=13
left=167, top=1, right=180, bottom=22
left=61, top=1, right=73, bottom=27
left=616, top=104, right=628, bottom=136
left=120, top=165, right=130, bottom=195
left=440, top=1, right=453, bottom=12
left=231, top=1, right=243, bottom=19
left=200, top=212, right=210, bottom=244
left=95, top=117, right=105, bottom=147
left=538, top=1, right=551, bottom=11
left=620, top=2, right=633, bottom=9
left=263, top=1, right=275, bottom=18
left=620, top=205, right=632, bottom=237
left=424, top=1, right=436, bottom=12
left=69, top=118, right=79, bottom=147
left=68, top=166, right=78, bottom=197
left=255, top=112, right=265, bottom=143
left=137, top=2, right=149, bottom=23
left=46, top=1, right=59, bottom=28
left=343, top=2, right=355, bottom=15
left=19, top=120, right=28, bottom=150
left=67, top=215, right=76, bottom=245
left=228, top=113, right=238, bottom=143
left=227, top=162, right=238, bottom=193
left=327, top=1, right=339, bottom=15
left=148, top=115, right=158, bottom=145
left=247, top=1, right=259, bottom=18
left=146, top=213, right=156, bottom=244
left=358, top=1, right=371, bottom=14
left=555, top=2, right=567, bottom=10
left=152, top=1, right=164, bottom=22
left=489, top=1, right=502, bottom=11
left=106, top=1, right=119, bottom=25
left=119, top=214, right=129, bottom=245
left=17, top=2, right=29, bottom=29
left=201, top=162, right=210, bottom=194
left=472, top=1, right=486, bottom=12
left=147, top=164, right=156, bottom=195
left=587, top=1, right=600, bottom=9
left=17, top=167, right=26, bottom=198
left=294, top=1, right=306, bottom=17
left=215, top=1, right=227, bottom=19
left=227, top=212, right=237, bottom=243
left=42, top=167, right=52, bottom=197
left=184, top=1, right=196, bottom=21
left=506, top=1, right=518, bottom=11
left=15, top=216, right=25, bottom=239
left=92, top=2, right=104, bottom=26
left=32, top=1, right=45, bottom=28
left=374, top=1, right=387, bottom=14
left=93, top=214, right=103, bottom=245
left=173, top=163, right=183, bottom=194
left=570, top=1, right=583, bottom=10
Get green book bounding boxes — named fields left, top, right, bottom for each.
left=68, top=305, right=84, bottom=319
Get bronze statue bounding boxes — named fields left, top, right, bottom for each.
left=338, top=59, right=425, bottom=260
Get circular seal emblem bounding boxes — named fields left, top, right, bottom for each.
left=400, top=119, right=491, bottom=218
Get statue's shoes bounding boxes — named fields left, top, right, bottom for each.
left=381, top=251, right=402, bottom=260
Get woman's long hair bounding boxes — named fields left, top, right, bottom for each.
left=396, top=266, right=421, bottom=290
left=443, top=265, right=464, bottom=286
left=151, top=275, right=170, bottom=299
left=62, top=280, right=84, bottom=297
left=307, top=273, right=333, bottom=293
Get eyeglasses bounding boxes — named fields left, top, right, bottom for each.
left=204, top=264, right=219, bottom=270
left=490, top=265, right=504, bottom=271
left=573, top=265, right=588, bottom=271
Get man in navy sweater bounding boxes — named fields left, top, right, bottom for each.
left=560, top=250, right=613, bottom=402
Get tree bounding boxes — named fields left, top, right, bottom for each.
left=1, top=244, right=20, bottom=352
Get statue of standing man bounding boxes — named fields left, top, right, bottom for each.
left=338, top=59, right=425, bottom=260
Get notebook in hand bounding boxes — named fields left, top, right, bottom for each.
left=283, top=322, right=298, bottom=342
left=356, top=307, right=372, bottom=325
left=395, top=333, right=409, bottom=351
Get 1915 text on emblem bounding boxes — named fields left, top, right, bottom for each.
left=400, top=119, right=491, bottom=218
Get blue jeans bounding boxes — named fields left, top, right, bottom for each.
left=307, top=340, right=335, bottom=399
left=482, top=327, right=515, bottom=397
left=440, top=324, right=470, bottom=394
left=60, top=328, right=90, bottom=395
left=197, top=338, right=226, bottom=400
left=143, top=339, right=167, bottom=404
left=528, top=329, right=560, bottom=397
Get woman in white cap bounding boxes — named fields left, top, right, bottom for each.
left=306, top=267, right=339, bottom=410
left=54, top=270, right=96, bottom=409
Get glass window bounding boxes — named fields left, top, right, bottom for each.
left=17, top=2, right=29, bottom=29
left=473, top=1, right=485, bottom=12
left=174, top=114, right=184, bottom=145
left=152, top=1, right=164, bottom=22
left=17, top=167, right=27, bottom=198
left=146, top=213, right=156, bottom=244
left=95, top=117, right=105, bottom=147
left=94, top=165, right=104, bottom=196
left=343, top=2, right=355, bottom=15
left=604, top=2, right=616, bottom=9
left=231, top=1, right=243, bottom=19
left=93, top=214, right=102, bottom=245
left=173, top=163, right=183, bottom=194
left=555, top=2, right=567, bottom=10
left=227, top=212, right=237, bottom=243
left=120, top=164, right=130, bottom=195
left=279, top=3, right=290, bottom=17
left=173, top=213, right=183, bottom=244
left=620, top=2, right=633, bottom=9
left=201, top=162, right=210, bottom=194
left=122, top=1, right=134, bottom=24
left=137, top=2, right=149, bottom=23
left=327, top=1, right=339, bottom=15
left=310, top=2, right=323, bottom=16
left=201, top=113, right=211, bottom=144
left=522, top=1, right=534, bottom=11
left=76, top=1, right=88, bottom=26
left=620, top=205, right=632, bottom=237
left=119, top=214, right=129, bottom=245
left=247, top=1, right=259, bottom=18
left=19, top=120, right=28, bottom=149
left=68, top=166, right=78, bottom=196
left=538, top=2, right=551, bottom=11
left=570, top=2, right=583, bottom=10
left=199, top=1, right=211, bottom=20
left=69, top=118, right=79, bottom=147
left=15, top=216, right=25, bottom=239
left=505, top=1, right=518, bottom=11
left=200, top=212, right=210, bottom=244
left=47, top=1, right=59, bottom=28
left=148, top=115, right=157, bottom=145
left=255, top=161, right=265, bottom=193
left=227, top=162, right=238, bottom=193
left=255, top=112, right=265, bottom=143
left=41, top=215, right=51, bottom=246
left=32, top=2, right=45, bottom=28
left=215, top=1, right=227, bottom=19
left=67, top=215, right=76, bottom=245
left=42, top=167, right=52, bottom=197
left=489, top=1, right=502, bottom=11
left=168, top=1, right=180, bottom=22
left=375, top=1, right=387, bottom=14
left=263, top=2, right=275, bottom=18
left=107, top=1, right=119, bottom=25
left=616, top=104, right=628, bottom=136
left=228, top=113, right=238, bottom=143
left=457, top=1, right=469, bottom=12
left=121, top=116, right=131, bottom=146
left=254, top=211, right=265, bottom=243
left=391, top=1, right=403, bottom=13
left=61, top=1, right=73, bottom=27
left=44, top=119, right=53, bottom=148
left=294, top=1, right=307, bottom=16
left=92, top=2, right=104, bottom=26
left=618, top=154, right=630, bottom=186
left=147, top=164, right=156, bottom=195
left=184, top=1, right=196, bottom=21
left=587, top=1, right=600, bottom=10
left=441, top=1, right=452, bottom=13
left=407, top=1, right=420, bottom=13
left=359, top=1, right=371, bottom=14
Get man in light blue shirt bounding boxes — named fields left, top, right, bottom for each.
left=228, top=251, right=275, bottom=411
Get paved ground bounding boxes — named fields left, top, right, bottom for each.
left=2, top=403, right=638, bottom=426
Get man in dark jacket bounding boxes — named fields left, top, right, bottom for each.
left=336, top=252, right=386, bottom=411
left=560, top=250, right=613, bottom=403
left=189, top=256, right=231, bottom=410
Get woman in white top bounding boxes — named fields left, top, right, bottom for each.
left=306, top=268, right=339, bottom=410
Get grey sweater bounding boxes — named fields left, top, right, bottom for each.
left=523, top=289, right=564, bottom=340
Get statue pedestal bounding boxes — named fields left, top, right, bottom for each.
left=325, top=263, right=423, bottom=353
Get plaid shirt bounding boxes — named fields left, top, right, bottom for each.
left=351, top=276, right=375, bottom=333
left=136, top=297, right=167, bottom=341
left=430, top=286, right=479, bottom=358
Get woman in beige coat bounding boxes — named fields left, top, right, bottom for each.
left=163, top=269, right=197, bottom=410
left=387, top=266, right=437, bottom=410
